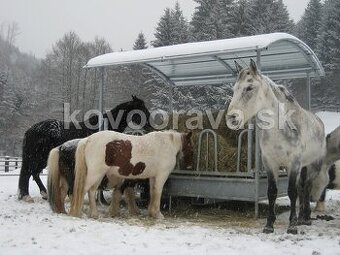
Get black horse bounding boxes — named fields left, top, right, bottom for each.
left=18, top=96, right=151, bottom=201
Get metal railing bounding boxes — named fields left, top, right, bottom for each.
left=196, top=129, right=218, bottom=172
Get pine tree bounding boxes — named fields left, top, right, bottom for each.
left=229, top=0, right=252, bottom=37
left=190, top=0, right=235, bottom=42
left=316, top=0, right=340, bottom=70
left=190, top=0, right=219, bottom=41
left=152, top=8, right=173, bottom=47
left=295, top=0, right=323, bottom=51
left=246, top=0, right=294, bottom=35
left=152, top=3, right=189, bottom=47
left=172, top=2, right=190, bottom=44
left=218, top=0, right=237, bottom=38
left=133, top=32, right=148, bottom=50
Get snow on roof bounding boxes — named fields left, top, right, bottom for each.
left=85, top=33, right=324, bottom=86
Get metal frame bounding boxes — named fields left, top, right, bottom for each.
left=85, top=33, right=325, bottom=218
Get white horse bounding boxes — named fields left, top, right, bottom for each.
left=69, top=130, right=193, bottom=219
left=228, top=60, right=327, bottom=234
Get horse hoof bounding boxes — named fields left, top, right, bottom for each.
left=314, top=202, right=325, bottom=213
left=69, top=212, right=81, bottom=218
left=109, top=206, right=120, bottom=218
left=298, top=219, right=312, bottom=226
left=129, top=208, right=140, bottom=216
left=40, top=191, right=48, bottom=200
left=262, top=226, right=274, bottom=234
left=90, top=213, right=99, bottom=219
left=287, top=227, right=298, bottom=235
left=154, top=212, right=164, bottom=220
left=21, top=195, right=34, bottom=203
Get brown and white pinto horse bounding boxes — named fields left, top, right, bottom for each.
left=69, top=130, right=193, bottom=219
left=47, top=139, right=139, bottom=217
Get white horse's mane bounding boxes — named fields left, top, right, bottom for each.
left=262, top=75, right=297, bottom=104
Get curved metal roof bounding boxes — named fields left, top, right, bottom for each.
left=85, top=33, right=324, bottom=86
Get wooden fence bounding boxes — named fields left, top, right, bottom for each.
left=0, top=156, right=22, bottom=173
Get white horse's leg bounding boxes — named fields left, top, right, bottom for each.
left=148, top=177, right=156, bottom=217
left=298, top=163, right=323, bottom=226
left=88, top=186, right=99, bottom=219
left=287, top=162, right=301, bottom=235
left=263, top=167, right=278, bottom=234
left=110, top=188, right=122, bottom=217
left=148, top=175, right=167, bottom=219
left=84, top=171, right=105, bottom=218
left=107, top=176, right=123, bottom=217
left=124, top=187, right=140, bottom=216
left=315, top=200, right=326, bottom=212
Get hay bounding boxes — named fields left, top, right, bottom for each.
left=167, top=110, right=252, bottom=172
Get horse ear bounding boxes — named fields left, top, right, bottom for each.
left=234, top=61, right=243, bottom=74
left=250, top=59, right=258, bottom=74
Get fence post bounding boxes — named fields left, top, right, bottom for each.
left=15, top=158, right=18, bottom=169
left=5, top=156, right=9, bottom=172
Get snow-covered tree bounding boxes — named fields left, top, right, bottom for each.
left=172, top=2, right=190, bottom=44
left=316, top=0, right=340, bottom=70
left=190, top=0, right=235, bottom=42
left=229, top=0, right=252, bottom=37
left=152, top=8, right=174, bottom=47
left=133, top=32, right=148, bottom=50
left=295, top=0, right=323, bottom=50
left=152, top=2, right=189, bottom=47
left=246, top=0, right=295, bottom=35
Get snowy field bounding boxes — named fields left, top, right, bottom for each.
left=0, top=175, right=340, bottom=255
left=0, top=111, right=339, bottom=255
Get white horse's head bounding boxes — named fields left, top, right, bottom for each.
left=227, top=59, right=271, bottom=127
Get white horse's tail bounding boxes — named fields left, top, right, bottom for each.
left=69, top=138, right=88, bottom=217
left=47, top=147, right=65, bottom=213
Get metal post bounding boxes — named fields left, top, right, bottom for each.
left=169, top=83, right=174, bottom=113
left=254, top=49, right=262, bottom=218
left=247, top=123, right=254, bottom=172
left=256, top=48, right=262, bottom=70
left=104, top=118, right=109, bottom=131
left=99, top=67, right=104, bottom=131
left=306, top=73, right=311, bottom=110
left=4, top=156, right=9, bottom=172
left=254, top=119, right=260, bottom=219
left=237, top=129, right=248, bottom=173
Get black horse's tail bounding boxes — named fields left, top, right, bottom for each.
left=47, top=147, right=66, bottom=213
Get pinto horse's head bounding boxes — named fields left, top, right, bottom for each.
left=227, top=59, right=269, bottom=129
left=180, top=131, right=194, bottom=170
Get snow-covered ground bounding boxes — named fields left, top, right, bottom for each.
left=0, top=111, right=339, bottom=255
left=0, top=175, right=340, bottom=255
left=317, top=111, right=340, bottom=134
